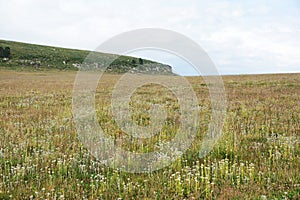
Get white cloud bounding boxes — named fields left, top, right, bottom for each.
left=0, top=0, right=299, bottom=74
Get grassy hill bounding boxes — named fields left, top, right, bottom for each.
left=0, top=39, right=173, bottom=74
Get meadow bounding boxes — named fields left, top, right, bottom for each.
left=0, top=70, right=299, bottom=199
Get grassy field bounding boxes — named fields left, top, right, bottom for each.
left=0, top=70, right=299, bottom=199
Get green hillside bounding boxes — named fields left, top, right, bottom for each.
left=0, top=39, right=173, bottom=74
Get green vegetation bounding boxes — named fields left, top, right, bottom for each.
left=0, top=47, right=10, bottom=59
left=0, top=71, right=299, bottom=199
left=0, top=40, right=172, bottom=74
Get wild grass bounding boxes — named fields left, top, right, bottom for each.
left=0, top=70, right=299, bottom=199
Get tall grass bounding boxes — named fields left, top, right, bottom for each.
left=0, top=71, right=299, bottom=199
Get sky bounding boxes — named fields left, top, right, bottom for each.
left=0, top=0, right=299, bottom=75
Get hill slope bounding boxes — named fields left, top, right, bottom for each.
left=0, top=39, right=173, bottom=74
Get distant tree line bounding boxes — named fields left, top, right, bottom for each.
left=0, top=47, right=11, bottom=58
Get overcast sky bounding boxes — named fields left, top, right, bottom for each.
left=0, top=0, right=299, bottom=75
